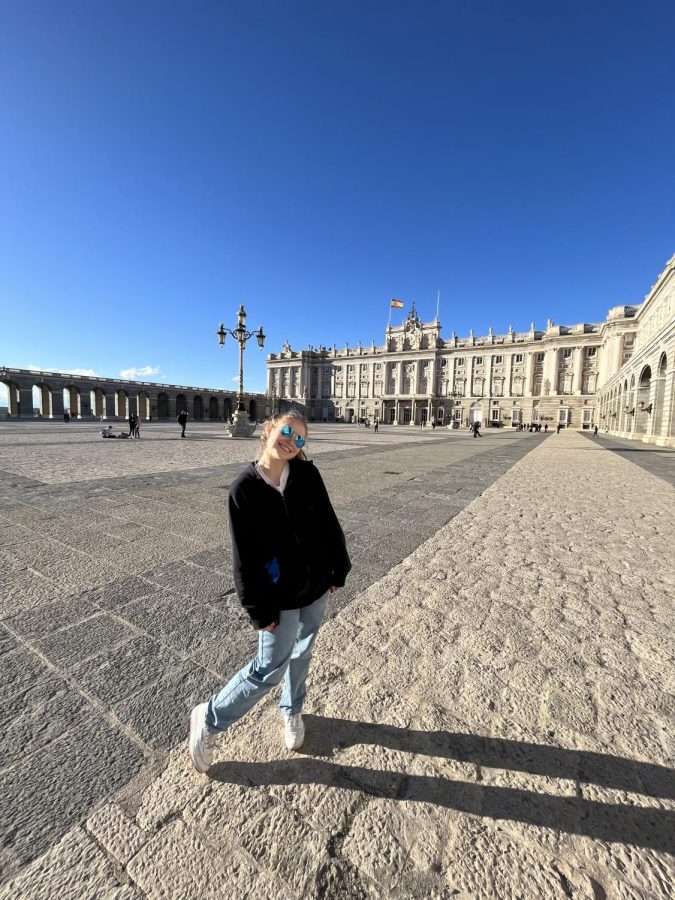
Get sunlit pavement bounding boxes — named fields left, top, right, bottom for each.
left=1, top=423, right=673, bottom=897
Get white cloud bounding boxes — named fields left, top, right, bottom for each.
left=0, top=383, right=7, bottom=403
left=27, top=364, right=99, bottom=377
left=119, top=365, right=161, bottom=380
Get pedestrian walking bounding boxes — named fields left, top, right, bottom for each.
left=544, top=423, right=548, bottom=432
left=134, top=416, right=141, bottom=438
left=177, top=409, right=188, bottom=438
left=593, top=424, right=598, bottom=437
left=556, top=423, right=562, bottom=434
left=128, top=412, right=136, bottom=438
left=374, top=419, right=379, bottom=433
left=188, top=411, right=351, bottom=773
left=472, top=420, right=482, bottom=438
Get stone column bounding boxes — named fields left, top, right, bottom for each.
left=6, top=384, right=19, bottom=417
left=663, top=365, right=675, bottom=440
left=51, top=390, right=64, bottom=419
left=18, top=385, right=34, bottom=418
left=541, top=349, right=555, bottom=396
left=572, top=348, right=584, bottom=394
left=525, top=352, right=535, bottom=395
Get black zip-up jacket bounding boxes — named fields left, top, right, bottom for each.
left=228, top=457, right=351, bottom=629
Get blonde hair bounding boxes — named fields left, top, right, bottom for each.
left=258, top=410, right=309, bottom=460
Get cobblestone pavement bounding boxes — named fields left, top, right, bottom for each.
left=1, top=424, right=673, bottom=898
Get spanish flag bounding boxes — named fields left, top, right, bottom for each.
left=390, top=299, right=404, bottom=309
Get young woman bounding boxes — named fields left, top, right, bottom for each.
left=189, top=411, right=351, bottom=773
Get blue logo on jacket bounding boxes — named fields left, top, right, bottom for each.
left=265, top=557, right=280, bottom=584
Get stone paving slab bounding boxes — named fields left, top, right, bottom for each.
left=1, top=425, right=674, bottom=897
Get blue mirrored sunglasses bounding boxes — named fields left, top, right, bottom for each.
left=280, top=423, right=306, bottom=448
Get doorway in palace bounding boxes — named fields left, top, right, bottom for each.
left=469, top=402, right=483, bottom=425
left=420, top=408, right=428, bottom=425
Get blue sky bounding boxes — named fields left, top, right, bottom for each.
left=1, top=0, right=674, bottom=400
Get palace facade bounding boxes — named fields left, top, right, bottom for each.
left=267, top=254, right=675, bottom=446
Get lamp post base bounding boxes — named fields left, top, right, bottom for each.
left=226, top=408, right=257, bottom=438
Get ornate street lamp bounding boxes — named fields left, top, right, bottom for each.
left=216, top=304, right=265, bottom=437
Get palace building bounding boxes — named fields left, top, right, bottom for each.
left=267, top=254, right=674, bottom=447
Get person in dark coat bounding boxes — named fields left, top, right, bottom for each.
left=189, top=411, right=351, bottom=773
left=177, top=410, right=188, bottom=437
left=472, top=420, right=482, bottom=438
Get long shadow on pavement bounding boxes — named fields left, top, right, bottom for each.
left=210, top=716, right=675, bottom=854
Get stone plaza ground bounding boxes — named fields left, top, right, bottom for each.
left=0, top=420, right=673, bottom=898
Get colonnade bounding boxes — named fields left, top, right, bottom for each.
left=0, top=368, right=265, bottom=422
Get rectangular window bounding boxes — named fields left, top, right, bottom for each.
left=403, top=407, right=412, bottom=424
left=456, top=358, right=465, bottom=367
left=494, top=355, right=503, bottom=364
left=348, top=364, right=355, bottom=373
left=587, top=347, right=597, bottom=357
left=440, top=358, right=447, bottom=367
left=475, top=356, right=483, bottom=366
left=322, top=385, right=330, bottom=398
left=491, top=408, right=500, bottom=422
left=375, top=363, right=382, bottom=370
left=324, top=365, right=331, bottom=375
left=536, top=352, right=545, bottom=362
left=361, top=363, right=368, bottom=371
left=512, top=408, right=522, bottom=423
left=514, top=354, right=523, bottom=364
left=437, top=407, right=445, bottom=423
left=563, top=348, right=572, bottom=358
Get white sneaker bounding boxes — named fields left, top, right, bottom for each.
left=284, top=713, right=305, bottom=751
left=189, top=702, right=217, bottom=773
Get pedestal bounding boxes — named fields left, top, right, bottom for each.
left=226, top=409, right=257, bottom=438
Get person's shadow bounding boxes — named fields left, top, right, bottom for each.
left=211, top=716, right=675, bottom=853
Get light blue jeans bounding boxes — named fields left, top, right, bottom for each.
left=205, top=591, right=328, bottom=732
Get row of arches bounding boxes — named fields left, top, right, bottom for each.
left=2, top=379, right=259, bottom=422
left=598, top=354, right=672, bottom=440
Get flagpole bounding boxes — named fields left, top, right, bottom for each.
left=436, top=290, right=440, bottom=322
left=388, top=301, right=392, bottom=328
